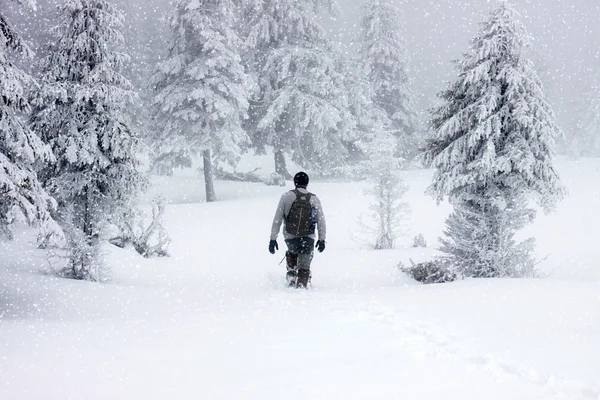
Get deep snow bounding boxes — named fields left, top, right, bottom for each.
left=1, top=156, right=599, bottom=399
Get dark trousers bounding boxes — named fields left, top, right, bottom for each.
left=285, top=238, right=314, bottom=287
left=284, top=237, right=315, bottom=271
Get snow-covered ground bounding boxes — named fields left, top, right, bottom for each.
left=1, top=156, right=599, bottom=399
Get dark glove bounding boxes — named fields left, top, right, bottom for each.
left=316, top=240, right=326, bottom=253
left=269, top=240, right=279, bottom=254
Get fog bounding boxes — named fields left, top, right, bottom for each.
left=338, top=0, right=599, bottom=128
left=8, top=0, right=600, bottom=131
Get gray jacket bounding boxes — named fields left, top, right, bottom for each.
left=270, top=188, right=326, bottom=241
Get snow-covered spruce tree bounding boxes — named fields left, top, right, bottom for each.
left=575, top=84, right=600, bottom=157
left=356, top=130, right=410, bottom=250
left=358, top=0, right=420, bottom=159
left=422, top=3, right=565, bottom=278
left=243, top=0, right=354, bottom=176
left=30, top=0, right=145, bottom=281
left=327, top=44, right=390, bottom=177
left=0, top=0, right=62, bottom=243
left=341, top=47, right=387, bottom=168
left=150, top=0, right=250, bottom=202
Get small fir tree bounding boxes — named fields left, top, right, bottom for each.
left=150, top=0, right=251, bottom=202
left=31, top=0, right=145, bottom=281
left=356, top=130, right=410, bottom=250
left=0, top=0, right=61, bottom=243
left=422, top=2, right=565, bottom=277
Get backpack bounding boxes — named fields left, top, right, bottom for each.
left=285, top=190, right=315, bottom=236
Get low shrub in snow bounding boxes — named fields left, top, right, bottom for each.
left=412, top=234, right=427, bottom=248
left=399, top=259, right=458, bottom=284
left=265, top=173, right=287, bottom=187
left=111, top=196, right=171, bottom=258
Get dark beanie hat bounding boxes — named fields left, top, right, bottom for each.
left=293, top=171, right=309, bottom=187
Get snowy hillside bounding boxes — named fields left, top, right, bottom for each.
left=1, top=156, right=599, bottom=399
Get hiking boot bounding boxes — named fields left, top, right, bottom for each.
left=296, top=269, right=310, bottom=288
left=286, top=270, right=298, bottom=287
left=285, top=251, right=298, bottom=271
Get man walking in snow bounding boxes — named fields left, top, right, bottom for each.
left=269, top=172, right=326, bottom=288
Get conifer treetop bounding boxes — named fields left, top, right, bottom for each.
left=424, top=1, right=565, bottom=212
left=0, top=0, right=35, bottom=57
left=359, top=0, right=409, bottom=88
left=242, top=0, right=352, bottom=171
left=150, top=0, right=251, bottom=167
left=358, top=0, right=419, bottom=155
left=244, top=0, right=339, bottom=50
left=32, top=0, right=143, bottom=198
left=42, top=0, right=132, bottom=91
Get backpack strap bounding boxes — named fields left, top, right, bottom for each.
left=284, top=190, right=297, bottom=219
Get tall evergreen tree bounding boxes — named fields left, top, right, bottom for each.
left=0, top=0, right=61, bottom=242
left=422, top=3, right=565, bottom=277
left=31, top=0, right=145, bottom=281
left=575, top=82, right=600, bottom=157
left=243, top=0, right=354, bottom=176
left=358, top=0, right=419, bottom=159
left=150, top=0, right=250, bottom=202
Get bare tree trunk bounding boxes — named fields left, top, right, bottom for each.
left=0, top=218, right=13, bottom=241
left=203, top=149, right=217, bottom=202
left=274, top=148, right=292, bottom=179
left=82, top=185, right=93, bottom=240
left=69, top=184, right=99, bottom=280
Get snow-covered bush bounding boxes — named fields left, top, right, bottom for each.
left=111, top=196, right=171, bottom=258
left=399, top=259, right=458, bottom=284
left=412, top=234, right=427, bottom=248
left=265, top=173, right=286, bottom=187
left=56, top=218, right=108, bottom=282
left=422, top=3, right=565, bottom=278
